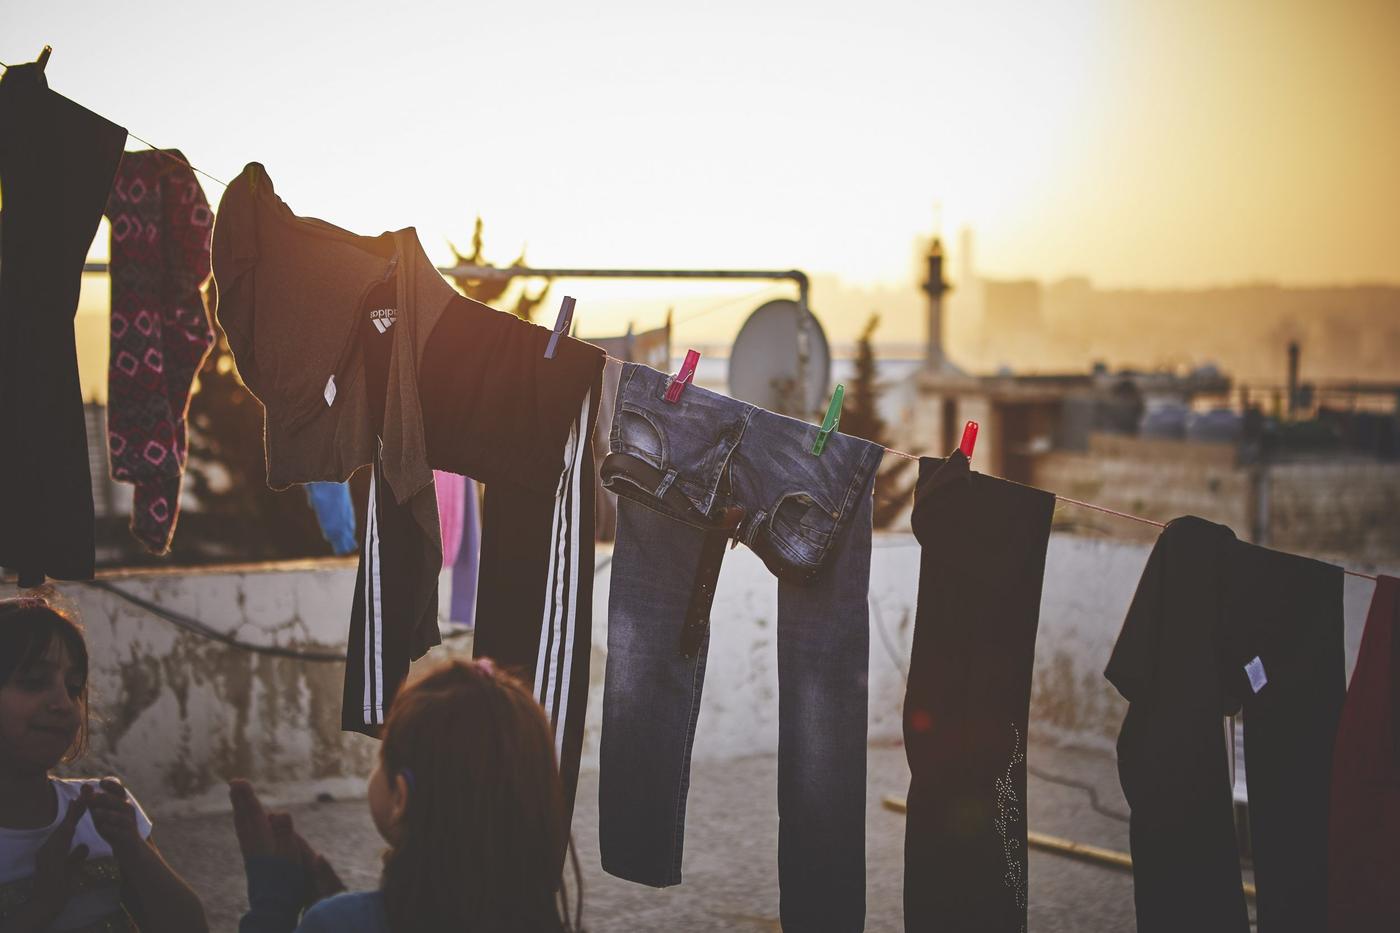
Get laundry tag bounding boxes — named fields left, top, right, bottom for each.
left=1245, top=656, right=1267, bottom=693
left=324, top=375, right=337, bottom=407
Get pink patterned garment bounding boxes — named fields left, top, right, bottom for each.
left=104, top=150, right=214, bottom=553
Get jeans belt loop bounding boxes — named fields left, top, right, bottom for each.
left=654, top=468, right=678, bottom=498
left=744, top=509, right=767, bottom=548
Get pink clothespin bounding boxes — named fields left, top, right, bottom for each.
left=664, top=349, right=700, bottom=403
left=959, top=421, right=979, bottom=460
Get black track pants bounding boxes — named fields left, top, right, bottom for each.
left=904, top=452, right=1055, bottom=933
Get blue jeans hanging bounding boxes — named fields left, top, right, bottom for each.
left=598, top=362, right=880, bottom=933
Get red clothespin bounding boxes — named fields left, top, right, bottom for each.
left=959, top=420, right=979, bottom=460
left=544, top=295, right=576, bottom=359
left=664, top=349, right=700, bottom=403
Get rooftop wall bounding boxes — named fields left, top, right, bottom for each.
left=28, top=535, right=1387, bottom=813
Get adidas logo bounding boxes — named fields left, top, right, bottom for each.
left=369, top=307, right=398, bottom=334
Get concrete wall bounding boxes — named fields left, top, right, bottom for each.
left=28, top=535, right=1391, bottom=813
left=1032, top=435, right=1252, bottom=545
left=40, top=560, right=472, bottom=814
left=1033, top=436, right=1400, bottom=562
left=1268, top=460, right=1400, bottom=559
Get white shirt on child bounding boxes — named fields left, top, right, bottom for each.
left=0, top=778, right=153, bottom=931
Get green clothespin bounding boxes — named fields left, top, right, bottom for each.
left=811, top=384, right=845, bottom=455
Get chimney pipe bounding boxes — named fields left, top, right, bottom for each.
left=1286, top=341, right=1300, bottom=418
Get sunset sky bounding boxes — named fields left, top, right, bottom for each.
left=5, top=0, right=1398, bottom=349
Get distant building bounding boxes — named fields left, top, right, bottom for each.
left=921, top=236, right=957, bottom=374
left=894, top=244, right=1400, bottom=560
left=982, top=278, right=1043, bottom=339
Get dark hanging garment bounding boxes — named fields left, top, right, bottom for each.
left=0, top=62, right=126, bottom=586
left=209, top=165, right=450, bottom=738
left=418, top=294, right=604, bottom=838
left=1223, top=542, right=1344, bottom=933
left=343, top=439, right=425, bottom=737
left=1329, top=574, right=1400, bottom=930
left=103, top=149, right=215, bottom=553
left=348, top=269, right=603, bottom=829
left=904, top=451, right=1054, bottom=933
left=1106, top=516, right=1249, bottom=933
left=342, top=274, right=437, bottom=737
left=1109, top=517, right=1346, bottom=933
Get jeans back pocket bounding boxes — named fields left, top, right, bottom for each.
left=748, top=490, right=842, bottom=583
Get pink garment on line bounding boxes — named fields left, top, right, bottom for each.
left=434, top=470, right=466, bottom=568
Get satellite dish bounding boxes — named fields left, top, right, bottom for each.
left=728, top=299, right=831, bottom=418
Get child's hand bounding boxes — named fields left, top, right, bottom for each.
left=228, top=779, right=300, bottom=862
left=265, top=799, right=347, bottom=907
left=31, top=793, right=92, bottom=921
left=274, top=812, right=346, bottom=906
left=230, top=779, right=346, bottom=906
left=306, top=848, right=347, bottom=906
left=87, top=777, right=145, bottom=857
left=296, top=829, right=345, bottom=902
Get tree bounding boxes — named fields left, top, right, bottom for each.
left=447, top=217, right=553, bottom=322
left=840, top=313, right=915, bottom=529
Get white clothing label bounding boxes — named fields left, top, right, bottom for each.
left=324, top=375, right=337, bottom=407
left=1245, top=656, right=1267, bottom=693
left=369, top=307, right=398, bottom=333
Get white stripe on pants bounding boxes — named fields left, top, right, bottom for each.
left=534, top=389, right=590, bottom=758
left=363, top=452, right=385, bottom=724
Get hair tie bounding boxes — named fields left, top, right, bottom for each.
left=477, top=658, right=496, bottom=677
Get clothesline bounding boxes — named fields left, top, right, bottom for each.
left=0, top=57, right=234, bottom=188
left=594, top=353, right=1377, bottom=582
left=2, top=56, right=1378, bottom=584
left=126, top=130, right=231, bottom=189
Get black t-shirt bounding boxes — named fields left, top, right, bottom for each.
left=361, top=276, right=397, bottom=435
left=1105, top=516, right=1249, bottom=933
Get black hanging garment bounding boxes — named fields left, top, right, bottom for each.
left=1223, top=541, right=1344, bottom=932
left=904, top=451, right=1055, bottom=933
left=1107, top=516, right=1345, bottom=933
left=344, top=262, right=605, bottom=793
left=418, top=295, right=603, bottom=834
left=1105, top=517, right=1248, bottom=933
left=342, top=275, right=435, bottom=736
left=210, top=166, right=451, bottom=739
left=0, top=62, right=126, bottom=586
left=210, top=164, right=604, bottom=827
left=1328, top=574, right=1400, bottom=930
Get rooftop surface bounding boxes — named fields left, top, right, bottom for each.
left=151, top=739, right=1223, bottom=932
